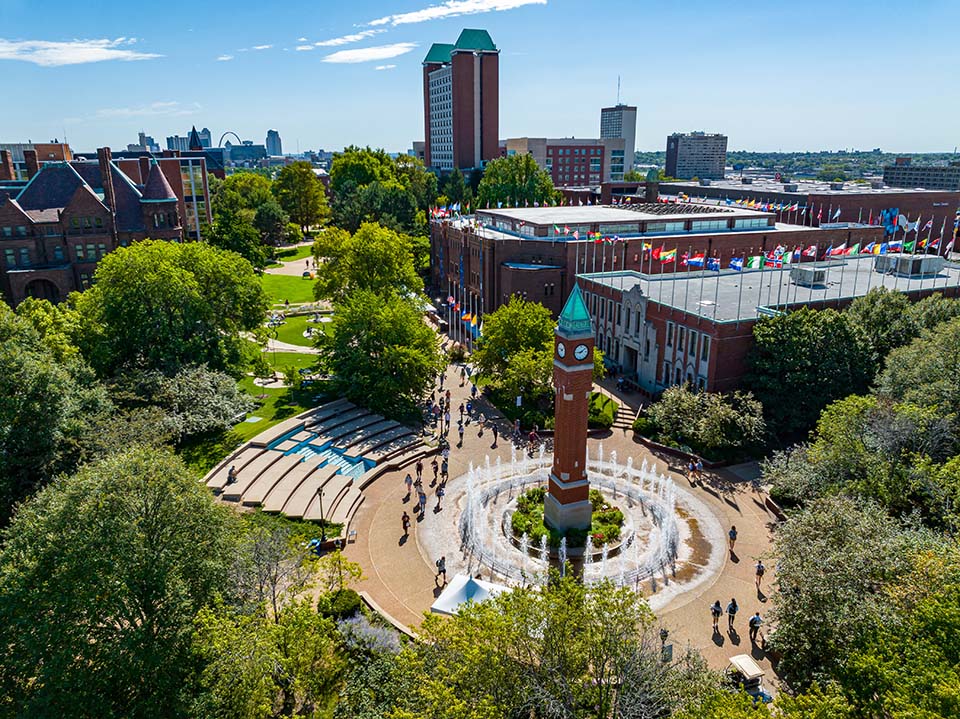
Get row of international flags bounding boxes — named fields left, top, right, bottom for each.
left=446, top=295, right=481, bottom=329
left=642, top=236, right=957, bottom=271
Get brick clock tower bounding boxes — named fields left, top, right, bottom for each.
left=545, top=285, right=595, bottom=532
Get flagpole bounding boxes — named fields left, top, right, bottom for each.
left=735, top=250, right=745, bottom=329
left=683, top=246, right=691, bottom=314
left=575, top=239, right=580, bottom=288
left=698, top=254, right=707, bottom=323
left=809, top=245, right=817, bottom=304
left=621, top=240, right=627, bottom=293
left=592, top=241, right=597, bottom=274
left=671, top=253, right=677, bottom=309
left=905, top=217, right=913, bottom=298
left=837, top=253, right=846, bottom=309
left=713, top=255, right=721, bottom=322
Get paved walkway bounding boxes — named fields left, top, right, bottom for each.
left=265, top=337, right=319, bottom=354
left=265, top=241, right=317, bottom=277
left=344, top=364, right=780, bottom=674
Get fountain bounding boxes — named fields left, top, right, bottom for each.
left=559, top=537, right=567, bottom=577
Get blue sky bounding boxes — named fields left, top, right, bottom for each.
left=1, top=0, right=958, bottom=154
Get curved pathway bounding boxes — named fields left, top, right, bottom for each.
left=344, top=364, right=780, bottom=672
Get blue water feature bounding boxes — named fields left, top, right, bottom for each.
left=269, top=430, right=373, bottom=480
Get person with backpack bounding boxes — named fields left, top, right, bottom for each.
left=435, top=555, right=447, bottom=585
left=710, top=600, right=723, bottom=633
left=755, top=560, right=766, bottom=590
left=748, top=612, right=763, bottom=644
left=401, top=511, right=411, bottom=537
left=726, top=598, right=739, bottom=630
left=728, top=525, right=738, bottom=552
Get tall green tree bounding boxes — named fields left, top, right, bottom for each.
left=442, top=167, right=472, bottom=207
left=472, top=295, right=555, bottom=379
left=254, top=199, right=291, bottom=246
left=317, top=290, right=444, bottom=420
left=745, top=307, right=870, bottom=437
left=312, top=222, right=423, bottom=302
left=845, top=287, right=914, bottom=373
left=273, top=161, right=330, bottom=233
left=647, top=385, right=765, bottom=456
left=476, top=153, right=558, bottom=209
left=73, top=239, right=267, bottom=376
left=0, top=447, right=241, bottom=718
left=204, top=205, right=271, bottom=267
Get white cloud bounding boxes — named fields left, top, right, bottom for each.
left=314, top=29, right=385, bottom=47
left=252, top=44, right=272, bottom=50
left=216, top=54, right=234, bottom=61
left=295, top=45, right=313, bottom=51
left=297, top=37, right=308, bottom=42
left=322, top=42, right=417, bottom=64
left=95, top=100, right=200, bottom=119
left=369, top=0, right=545, bottom=26
left=375, top=64, right=396, bottom=70
left=0, top=36, right=161, bottom=67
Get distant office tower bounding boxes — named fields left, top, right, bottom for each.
left=422, top=28, right=499, bottom=172
left=600, top=105, right=637, bottom=179
left=266, top=129, right=282, bottom=156
left=883, top=157, right=960, bottom=191
left=503, top=137, right=625, bottom=186
left=665, top=132, right=727, bottom=180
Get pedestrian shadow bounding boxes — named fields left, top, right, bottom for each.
left=750, top=643, right=765, bottom=661
left=432, top=585, right=445, bottom=598
left=757, top=589, right=767, bottom=602
left=398, top=534, right=409, bottom=546
left=712, top=630, right=724, bottom=647
left=727, top=629, right=741, bottom=646
left=730, top=551, right=740, bottom=563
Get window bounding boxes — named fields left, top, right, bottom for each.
left=677, top=326, right=686, bottom=354
left=79, top=273, right=91, bottom=289
left=697, top=376, right=707, bottom=391
left=607, top=299, right=613, bottom=322
left=636, top=312, right=642, bottom=334
left=663, top=361, right=671, bottom=383
left=75, top=244, right=84, bottom=260
left=4, top=248, right=14, bottom=266
left=1, top=227, right=11, bottom=237
left=94, top=217, right=103, bottom=228
left=71, top=218, right=80, bottom=231
left=644, top=338, right=651, bottom=362
left=666, top=322, right=674, bottom=348
left=675, top=366, right=683, bottom=384
left=735, top=218, right=768, bottom=229
left=700, top=335, right=710, bottom=363
left=616, top=305, right=621, bottom=326
left=15, top=226, right=27, bottom=237
left=645, top=221, right=687, bottom=234
left=688, top=330, right=698, bottom=357
left=600, top=300, right=606, bottom=320
left=19, top=248, right=30, bottom=266
left=97, top=243, right=107, bottom=258
left=86, top=243, right=96, bottom=260
left=53, top=245, right=64, bottom=261
left=625, top=307, right=631, bottom=332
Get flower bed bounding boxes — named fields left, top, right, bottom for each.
left=510, top=487, right=624, bottom=549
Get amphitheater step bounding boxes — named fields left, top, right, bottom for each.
left=243, top=457, right=313, bottom=507
left=206, top=446, right=264, bottom=492
left=280, top=465, right=338, bottom=518
left=222, top=453, right=303, bottom=502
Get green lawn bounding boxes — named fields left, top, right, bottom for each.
left=266, top=244, right=314, bottom=267
left=268, top=314, right=328, bottom=347
left=261, top=273, right=317, bottom=305
left=263, top=349, right=320, bottom=372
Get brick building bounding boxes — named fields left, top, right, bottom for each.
left=0, top=147, right=184, bottom=305
left=501, top=137, right=626, bottom=185
left=422, top=29, right=499, bottom=172
left=883, top=156, right=960, bottom=192
left=431, top=204, right=886, bottom=343
left=665, top=132, right=728, bottom=180
left=578, top=255, right=960, bottom=396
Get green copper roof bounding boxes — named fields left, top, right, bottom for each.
left=423, top=43, right=455, bottom=64
left=558, top=285, right=592, bottom=335
left=454, top=29, right=497, bottom=52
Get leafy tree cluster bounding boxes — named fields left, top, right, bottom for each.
left=329, top=146, right=437, bottom=235
left=645, top=385, right=765, bottom=458
left=475, top=153, right=558, bottom=209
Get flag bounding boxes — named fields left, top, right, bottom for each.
left=707, top=257, right=720, bottom=271
left=660, top=248, right=677, bottom=264
left=687, top=253, right=706, bottom=267
left=888, top=239, right=903, bottom=252
left=847, top=243, right=860, bottom=255
left=746, top=255, right=764, bottom=269
left=642, top=241, right=653, bottom=252
left=554, top=225, right=562, bottom=235
left=903, top=239, right=916, bottom=252
left=729, top=257, right=744, bottom=271
left=791, top=203, right=799, bottom=212
left=946, top=239, right=956, bottom=254
left=803, top=245, right=817, bottom=257
left=864, top=242, right=876, bottom=254
left=832, top=207, right=842, bottom=221
left=471, top=314, right=478, bottom=327
left=878, top=243, right=888, bottom=254
left=929, top=238, right=941, bottom=251
left=923, top=219, right=934, bottom=231
left=453, top=302, right=460, bottom=312
left=817, top=208, right=823, bottom=222
left=564, top=226, right=570, bottom=234
left=829, top=243, right=847, bottom=256
left=461, top=313, right=472, bottom=322
left=764, top=255, right=783, bottom=268
left=573, top=230, right=580, bottom=240
left=898, top=214, right=909, bottom=231
left=652, top=245, right=663, bottom=260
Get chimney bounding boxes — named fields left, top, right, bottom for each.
left=97, top=147, right=116, bottom=213
left=23, top=149, right=39, bottom=179
left=0, top=150, right=14, bottom=181
left=138, top=156, right=151, bottom=185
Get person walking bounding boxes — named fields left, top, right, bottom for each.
left=444, top=410, right=451, bottom=433
left=458, top=402, right=465, bottom=420
left=435, top=484, right=445, bottom=511
left=728, top=525, right=738, bottom=552
left=416, top=458, right=423, bottom=482
left=726, top=598, right=739, bottom=630
left=441, top=458, right=449, bottom=482
left=710, top=600, right=723, bottom=633
left=445, top=389, right=451, bottom=406
left=401, top=511, right=411, bottom=537
left=748, top=612, right=763, bottom=644
left=458, top=422, right=465, bottom=447
left=460, top=366, right=467, bottom=386
left=471, top=383, right=478, bottom=399
left=431, top=457, right=439, bottom=484
left=491, top=423, right=499, bottom=448
left=404, top=473, right=413, bottom=499
left=695, top=458, right=704, bottom=478
left=435, top=555, right=447, bottom=585
left=417, top=488, right=427, bottom=518
left=755, top=560, right=766, bottom=590
left=439, top=371, right=445, bottom=390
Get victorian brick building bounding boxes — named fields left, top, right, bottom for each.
left=0, top=147, right=182, bottom=305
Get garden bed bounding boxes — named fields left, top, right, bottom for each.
left=510, top=487, right=624, bottom=549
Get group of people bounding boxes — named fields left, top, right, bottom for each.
left=687, top=457, right=705, bottom=482
left=709, top=556, right=768, bottom=645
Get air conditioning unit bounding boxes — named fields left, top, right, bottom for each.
left=790, top=265, right=828, bottom=287
left=699, top=178, right=711, bottom=186
left=830, top=182, right=845, bottom=190
left=874, top=254, right=944, bottom=277
left=783, top=183, right=798, bottom=192
left=741, top=177, right=754, bottom=184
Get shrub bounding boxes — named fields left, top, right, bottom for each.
left=448, top=344, right=467, bottom=363
left=588, top=392, right=618, bottom=429
left=318, top=588, right=362, bottom=619
left=631, top=416, right=658, bottom=437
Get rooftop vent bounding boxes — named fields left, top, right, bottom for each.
left=783, top=183, right=798, bottom=192
left=874, top=254, right=945, bottom=277
left=870, top=180, right=884, bottom=189
left=829, top=182, right=845, bottom=190
left=699, top=178, right=711, bottom=186
left=741, top=177, right=754, bottom=184
left=790, top=265, right=828, bottom=287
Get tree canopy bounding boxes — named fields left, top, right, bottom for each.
left=476, top=153, right=558, bottom=209
left=73, top=239, right=267, bottom=377
left=272, top=161, right=330, bottom=233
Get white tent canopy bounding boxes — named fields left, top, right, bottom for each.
left=430, top=574, right=508, bottom=616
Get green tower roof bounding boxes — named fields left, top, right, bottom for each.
left=454, top=29, right=497, bottom=52
left=423, top=43, right=455, bottom=64
left=558, top=285, right=592, bottom=335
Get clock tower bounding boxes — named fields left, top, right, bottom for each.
left=545, top=284, right=595, bottom=533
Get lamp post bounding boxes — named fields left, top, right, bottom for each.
left=269, top=328, right=279, bottom=373
left=317, top=487, right=326, bottom=541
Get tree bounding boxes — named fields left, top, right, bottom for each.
left=312, top=222, right=423, bottom=302
left=0, top=447, right=240, bottom=718
left=473, top=296, right=555, bottom=379
left=73, top=239, right=267, bottom=376
left=203, top=205, right=271, bottom=267
left=768, top=495, right=924, bottom=687
left=622, top=169, right=646, bottom=182
left=0, top=303, right=110, bottom=523
left=219, top=172, right=274, bottom=212
left=394, top=154, right=439, bottom=211
left=476, top=153, right=557, bottom=209
left=745, top=307, right=870, bottom=437
left=254, top=199, right=291, bottom=246
left=647, top=385, right=765, bottom=456
left=878, top=316, right=960, bottom=419
left=317, top=290, right=444, bottom=420
left=273, top=161, right=330, bottom=233
left=442, top=167, right=472, bottom=206
left=845, top=287, right=913, bottom=372
left=192, top=602, right=342, bottom=719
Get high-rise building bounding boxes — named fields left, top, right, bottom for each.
left=422, top=28, right=499, bottom=172
left=665, top=131, right=728, bottom=180
left=600, top=105, right=637, bottom=178
left=127, top=131, right=160, bottom=153
left=266, top=129, right=282, bottom=156
left=883, top=157, right=960, bottom=191
left=502, top=137, right=625, bottom=185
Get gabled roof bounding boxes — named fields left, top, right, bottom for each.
left=423, top=42, right=454, bottom=64
left=558, top=284, right=593, bottom=335
left=454, top=29, right=497, bottom=52
left=0, top=196, right=35, bottom=224
left=109, top=163, right=144, bottom=231
left=15, top=162, right=86, bottom=211
left=140, top=159, right=177, bottom=202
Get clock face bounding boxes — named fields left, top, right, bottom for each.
left=557, top=342, right=566, bottom=358
left=574, top=344, right=589, bottom=361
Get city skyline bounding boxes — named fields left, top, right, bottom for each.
left=1, top=0, right=959, bottom=154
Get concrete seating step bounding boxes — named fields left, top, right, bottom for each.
left=243, top=457, right=313, bottom=507
left=279, top=465, right=338, bottom=518
left=329, top=486, right=364, bottom=526
left=290, top=430, right=313, bottom=443
left=298, top=473, right=353, bottom=521
left=303, top=398, right=355, bottom=423
left=333, top=419, right=395, bottom=450
left=274, top=439, right=300, bottom=452
left=312, top=413, right=384, bottom=447
left=367, top=433, right=417, bottom=463
left=305, top=407, right=368, bottom=434
left=250, top=416, right=307, bottom=448
left=206, top=446, right=265, bottom=491
left=347, top=425, right=410, bottom=459
left=262, top=461, right=322, bottom=513
left=222, top=453, right=303, bottom=502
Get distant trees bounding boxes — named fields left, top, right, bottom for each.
left=476, top=153, right=557, bottom=209
left=273, top=161, right=330, bottom=234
